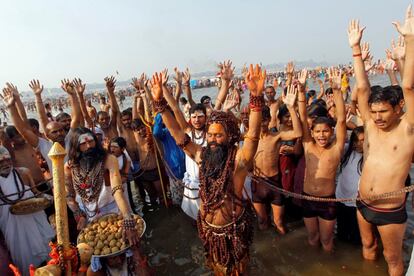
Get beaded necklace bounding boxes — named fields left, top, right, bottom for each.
left=0, top=169, right=26, bottom=205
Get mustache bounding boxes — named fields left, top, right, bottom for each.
left=202, top=142, right=228, bottom=179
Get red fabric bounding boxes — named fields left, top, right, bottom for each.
left=279, top=155, right=296, bottom=192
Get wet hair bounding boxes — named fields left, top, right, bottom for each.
left=130, top=118, right=145, bottom=130
left=384, top=85, right=403, bottom=102
left=28, top=118, right=40, bottom=130
left=55, top=112, right=70, bottom=122
left=277, top=104, right=289, bottom=121
left=311, top=116, right=335, bottom=130
left=368, top=86, right=399, bottom=107
left=121, top=109, right=132, bottom=118
left=189, top=103, right=206, bottom=115
left=5, top=126, right=19, bottom=139
left=340, top=126, right=364, bottom=174
left=325, top=88, right=333, bottom=95
left=262, top=106, right=271, bottom=121
left=111, top=137, right=127, bottom=149
left=200, top=96, right=211, bottom=104
left=68, top=127, right=106, bottom=165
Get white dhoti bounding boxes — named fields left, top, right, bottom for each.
left=181, top=172, right=200, bottom=220
left=0, top=170, right=55, bottom=276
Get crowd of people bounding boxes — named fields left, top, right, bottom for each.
left=1, top=4, right=414, bottom=276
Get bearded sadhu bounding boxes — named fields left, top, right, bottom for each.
left=150, top=63, right=265, bottom=275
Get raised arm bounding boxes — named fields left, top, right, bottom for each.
left=73, top=78, right=93, bottom=128
left=238, top=64, right=265, bottom=168
left=297, top=69, right=312, bottom=143
left=2, top=85, right=39, bottom=147
left=330, top=68, right=347, bottom=152
left=215, top=60, right=234, bottom=110
left=61, top=79, right=82, bottom=129
left=391, top=36, right=406, bottom=77
left=104, top=76, right=119, bottom=130
left=348, top=19, right=371, bottom=122
left=6, top=83, right=28, bottom=123
left=394, top=4, right=414, bottom=126
left=151, top=72, right=202, bottom=162
left=385, top=50, right=400, bottom=86
left=182, top=68, right=196, bottom=107
left=279, top=85, right=303, bottom=140
left=316, top=78, right=325, bottom=100
left=173, top=67, right=183, bottom=102
left=29, top=79, right=49, bottom=133
left=160, top=69, right=191, bottom=132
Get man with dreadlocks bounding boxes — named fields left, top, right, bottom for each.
left=150, top=63, right=265, bottom=275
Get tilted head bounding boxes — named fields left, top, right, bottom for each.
left=110, top=137, right=126, bottom=157
left=131, top=118, right=147, bottom=138
left=97, top=111, right=110, bottom=129
left=5, top=126, right=25, bottom=147
left=265, top=85, right=276, bottom=101
left=55, top=112, right=71, bottom=132
left=0, top=146, right=12, bottom=177
left=189, top=104, right=207, bottom=131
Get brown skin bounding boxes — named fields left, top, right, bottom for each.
left=298, top=67, right=346, bottom=252
left=97, top=112, right=118, bottom=140
left=264, top=86, right=281, bottom=130
left=152, top=63, right=265, bottom=227
left=349, top=13, right=414, bottom=275
left=253, top=87, right=302, bottom=233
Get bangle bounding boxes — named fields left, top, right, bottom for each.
left=177, top=133, right=191, bottom=149
left=249, top=94, right=265, bottom=111
left=111, top=185, right=124, bottom=196
left=353, top=53, right=362, bottom=57
left=298, top=100, right=306, bottom=103
left=153, top=98, right=168, bottom=113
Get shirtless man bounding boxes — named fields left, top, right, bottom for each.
left=252, top=85, right=302, bottom=233
left=349, top=11, right=414, bottom=275
left=99, top=96, right=111, bottom=113
left=264, top=85, right=281, bottom=132
left=96, top=77, right=119, bottom=140
left=152, top=63, right=265, bottom=274
left=298, top=67, right=346, bottom=252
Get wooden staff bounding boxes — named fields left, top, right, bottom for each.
left=48, top=142, right=71, bottom=275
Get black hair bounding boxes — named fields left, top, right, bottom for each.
left=5, top=126, right=18, bottom=139
left=55, top=112, right=71, bottom=122
left=28, top=118, right=40, bottom=130
left=189, top=103, right=206, bottom=115
left=325, top=88, right=333, bottom=95
left=368, top=86, right=399, bottom=107
left=179, top=97, right=188, bottom=104
left=131, top=118, right=145, bottom=130
left=277, top=104, right=289, bottom=121
left=313, top=99, right=327, bottom=108
left=121, top=109, right=132, bottom=117
left=200, top=96, right=211, bottom=104
left=340, top=126, right=364, bottom=174
left=68, top=127, right=106, bottom=165
left=307, top=90, right=316, bottom=97
left=384, top=85, right=403, bottom=102
left=307, top=104, right=328, bottom=118
left=97, top=111, right=108, bottom=118
left=311, top=116, right=335, bottom=129
left=111, top=137, right=127, bottom=149
left=262, top=106, right=271, bottom=121
left=265, top=85, right=275, bottom=92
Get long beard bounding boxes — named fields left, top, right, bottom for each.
left=80, top=148, right=99, bottom=171
left=201, top=142, right=228, bottom=179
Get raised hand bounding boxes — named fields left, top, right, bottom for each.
left=2, top=86, right=16, bottom=108
left=104, top=76, right=116, bottom=94
left=183, top=68, right=191, bottom=84
left=150, top=72, right=163, bottom=101
left=245, top=64, right=266, bottom=96
left=283, top=85, right=298, bottom=108
left=328, top=67, right=342, bottom=90
left=347, top=19, right=366, bottom=48
left=131, top=77, right=141, bottom=91
left=73, top=78, right=86, bottom=94
left=223, top=89, right=239, bottom=111
left=173, top=67, right=183, bottom=84
left=29, top=79, right=44, bottom=95
left=364, top=56, right=374, bottom=72
left=393, top=4, right=414, bottom=37
left=161, top=69, right=169, bottom=86
left=391, top=36, right=406, bottom=60
left=5, top=82, right=19, bottom=98
left=61, top=79, right=75, bottom=95
left=218, top=60, right=234, bottom=82
left=286, top=61, right=294, bottom=75
left=361, top=42, right=371, bottom=61
left=385, top=49, right=396, bottom=70
left=297, top=68, right=308, bottom=88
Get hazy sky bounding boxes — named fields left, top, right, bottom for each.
left=0, top=0, right=410, bottom=89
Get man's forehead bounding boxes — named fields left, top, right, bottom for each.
left=191, top=111, right=205, bottom=117
left=208, top=123, right=226, bottom=133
